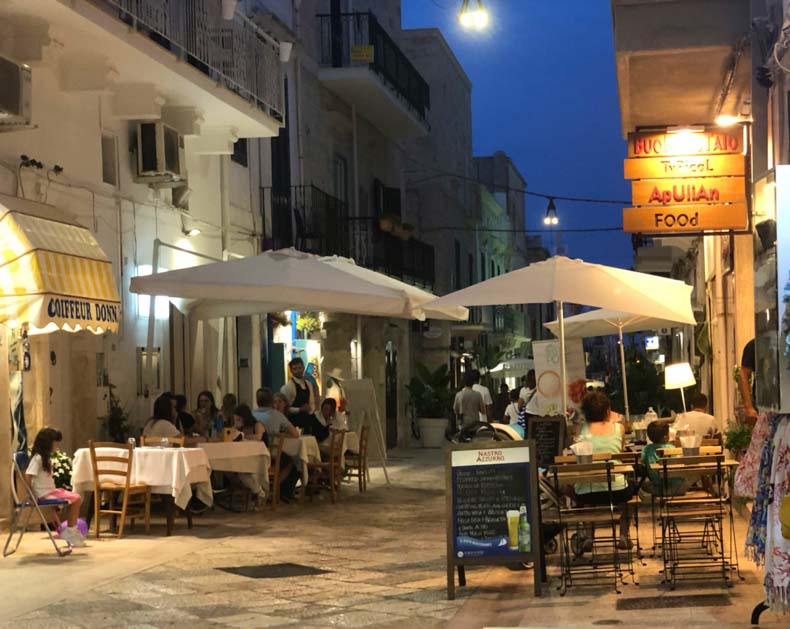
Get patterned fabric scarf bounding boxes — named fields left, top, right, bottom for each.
left=765, top=417, right=790, bottom=612
left=745, top=413, right=783, bottom=565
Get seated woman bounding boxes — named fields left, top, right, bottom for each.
left=574, top=391, right=636, bottom=551
left=142, top=393, right=183, bottom=439
left=641, top=421, right=687, bottom=496
left=231, top=404, right=266, bottom=508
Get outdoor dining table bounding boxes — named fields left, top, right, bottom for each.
left=281, top=435, right=321, bottom=486
left=71, top=446, right=212, bottom=536
left=198, top=440, right=271, bottom=491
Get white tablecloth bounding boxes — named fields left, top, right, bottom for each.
left=198, top=441, right=270, bottom=487
left=281, top=435, right=321, bottom=485
left=71, top=447, right=213, bottom=509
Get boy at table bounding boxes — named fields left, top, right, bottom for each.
left=641, top=421, right=688, bottom=497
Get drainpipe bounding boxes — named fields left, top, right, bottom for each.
left=712, top=236, right=729, bottom=426
left=352, top=103, right=363, bottom=378
left=294, top=0, right=305, bottom=186
left=219, top=155, right=232, bottom=396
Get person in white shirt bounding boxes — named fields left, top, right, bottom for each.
left=281, top=357, right=315, bottom=427
left=505, top=389, right=525, bottom=426
left=675, top=392, right=717, bottom=437
left=519, top=370, right=540, bottom=416
left=471, top=369, right=492, bottom=422
left=142, top=393, right=183, bottom=438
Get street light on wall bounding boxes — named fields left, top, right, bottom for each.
left=459, top=0, right=489, bottom=31
left=543, top=198, right=559, bottom=226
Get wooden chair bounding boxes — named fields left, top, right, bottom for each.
left=345, top=425, right=370, bottom=492
left=268, top=433, right=283, bottom=509
left=89, top=441, right=151, bottom=539
left=307, top=429, right=346, bottom=503
left=139, top=435, right=185, bottom=447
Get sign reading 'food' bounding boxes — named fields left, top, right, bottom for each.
left=623, top=127, right=748, bottom=234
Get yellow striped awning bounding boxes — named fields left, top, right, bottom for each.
left=0, top=193, right=121, bottom=335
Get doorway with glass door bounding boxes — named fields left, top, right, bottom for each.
left=385, top=341, right=398, bottom=449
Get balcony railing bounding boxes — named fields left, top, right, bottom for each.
left=94, top=0, right=284, bottom=121
left=350, top=217, right=435, bottom=289
left=317, top=11, right=430, bottom=123
left=261, top=185, right=350, bottom=257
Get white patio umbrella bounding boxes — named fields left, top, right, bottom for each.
left=425, top=256, right=695, bottom=414
left=544, top=309, right=695, bottom=422
left=130, top=248, right=468, bottom=321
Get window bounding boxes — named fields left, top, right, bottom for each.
left=333, top=155, right=348, bottom=204
left=468, top=253, right=474, bottom=287
left=101, top=132, right=118, bottom=187
left=231, top=139, right=248, bottom=167
left=480, top=252, right=486, bottom=281
left=490, top=259, right=495, bottom=279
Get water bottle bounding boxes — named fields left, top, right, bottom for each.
left=645, top=407, right=658, bottom=424
left=215, top=414, right=225, bottom=437
left=518, top=505, right=531, bottom=552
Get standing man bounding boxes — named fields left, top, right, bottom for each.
left=739, top=339, right=758, bottom=425
left=454, top=371, right=486, bottom=440
left=471, top=369, right=493, bottom=422
left=281, top=356, right=315, bottom=431
left=520, top=369, right=540, bottom=416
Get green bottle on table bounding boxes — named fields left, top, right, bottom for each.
left=518, top=504, right=531, bottom=552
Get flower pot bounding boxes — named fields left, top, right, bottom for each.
left=418, top=417, right=449, bottom=448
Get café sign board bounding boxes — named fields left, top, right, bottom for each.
left=623, top=127, right=748, bottom=235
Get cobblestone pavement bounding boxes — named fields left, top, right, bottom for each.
left=1, top=448, right=787, bottom=628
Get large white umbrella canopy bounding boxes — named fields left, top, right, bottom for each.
left=319, top=254, right=468, bottom=321
left=426, top=256, right=695, bottom=414
left=130, top=248, right=467, bottom=321
left=544, top=308, right=696, bottom=421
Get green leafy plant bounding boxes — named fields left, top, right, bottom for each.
left=407, top=363, right=454, bottom=418
left=724, top=421, right=753, bottom=458
left=99, top=383, right=129, bottom=443
left=296, top=311, right=321, bottom=336
left=51, top=451, right=72, bottom=490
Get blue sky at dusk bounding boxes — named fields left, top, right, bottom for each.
left=402, top=0, right=633, bottom=268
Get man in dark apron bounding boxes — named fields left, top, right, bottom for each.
left=282, top=357, right=328, bottom=441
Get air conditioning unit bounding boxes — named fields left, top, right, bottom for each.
left=134, top=121, right=184, bottom=185
left=0, top=55, right=32, bottom=129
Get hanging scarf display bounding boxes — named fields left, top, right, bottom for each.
left=735, top=411, right=773, bottom=499
left=765, top=417, right=790, bottom=612
left=745, top=413, right=783, bottom=564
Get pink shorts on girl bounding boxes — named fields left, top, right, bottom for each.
left=39, top=488, right=81, bottom=504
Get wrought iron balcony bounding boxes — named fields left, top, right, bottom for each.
left=261, top=185, right=350, bottom=257
left=350, top=217, right=435, bottom=289
left=316, top=11, right=430, bottom=137
left=94, top=0, right=284, bottom=122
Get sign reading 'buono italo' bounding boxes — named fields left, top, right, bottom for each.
left=623, top=127, right=748, bottom=234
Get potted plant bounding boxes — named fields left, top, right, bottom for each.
left=296, top=311, right=321, bottom=339
left=98, top=383, right=130, bottom=443
left=407, top=363, right=453, bottom=447
left=398, top=222, right=415, bottom=241
left=724, top=420, right=753, bottom=461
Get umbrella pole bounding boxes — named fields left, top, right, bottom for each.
left=558, top=300, right=567, bottom=418
left=619, top=325, right=630, bottom=424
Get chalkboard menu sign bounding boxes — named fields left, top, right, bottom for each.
left=528, top=415, right=566, bottom=469
left=446, top=440, right=542, bottom=600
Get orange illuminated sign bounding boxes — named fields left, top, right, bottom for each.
left=627, top=129, right=743, bottom=158
left=623, top=203, right=748, bottom=233
left=631, top=177, right=746, bottom=207
left=624, top=154, right=745, bottom=180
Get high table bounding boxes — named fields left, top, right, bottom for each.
left=198, top=441, right=271, bottom=491
left=71, top=446, right=212, bottom=536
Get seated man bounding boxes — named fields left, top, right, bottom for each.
left=252, top=388, right=301, bottom=502
left=675, top=393, right=716, bottom=437
left=641, top=421, right=687, bottom=497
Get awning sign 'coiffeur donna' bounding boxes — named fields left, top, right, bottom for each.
left=623, top=127, right=748, bottom=234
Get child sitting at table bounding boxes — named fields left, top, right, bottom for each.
left=25, top=427, right=87, bottom=547
left=641, top=421, right=687, bottom=496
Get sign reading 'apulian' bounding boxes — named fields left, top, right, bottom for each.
left=623, top=127, right=748, bottom=234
